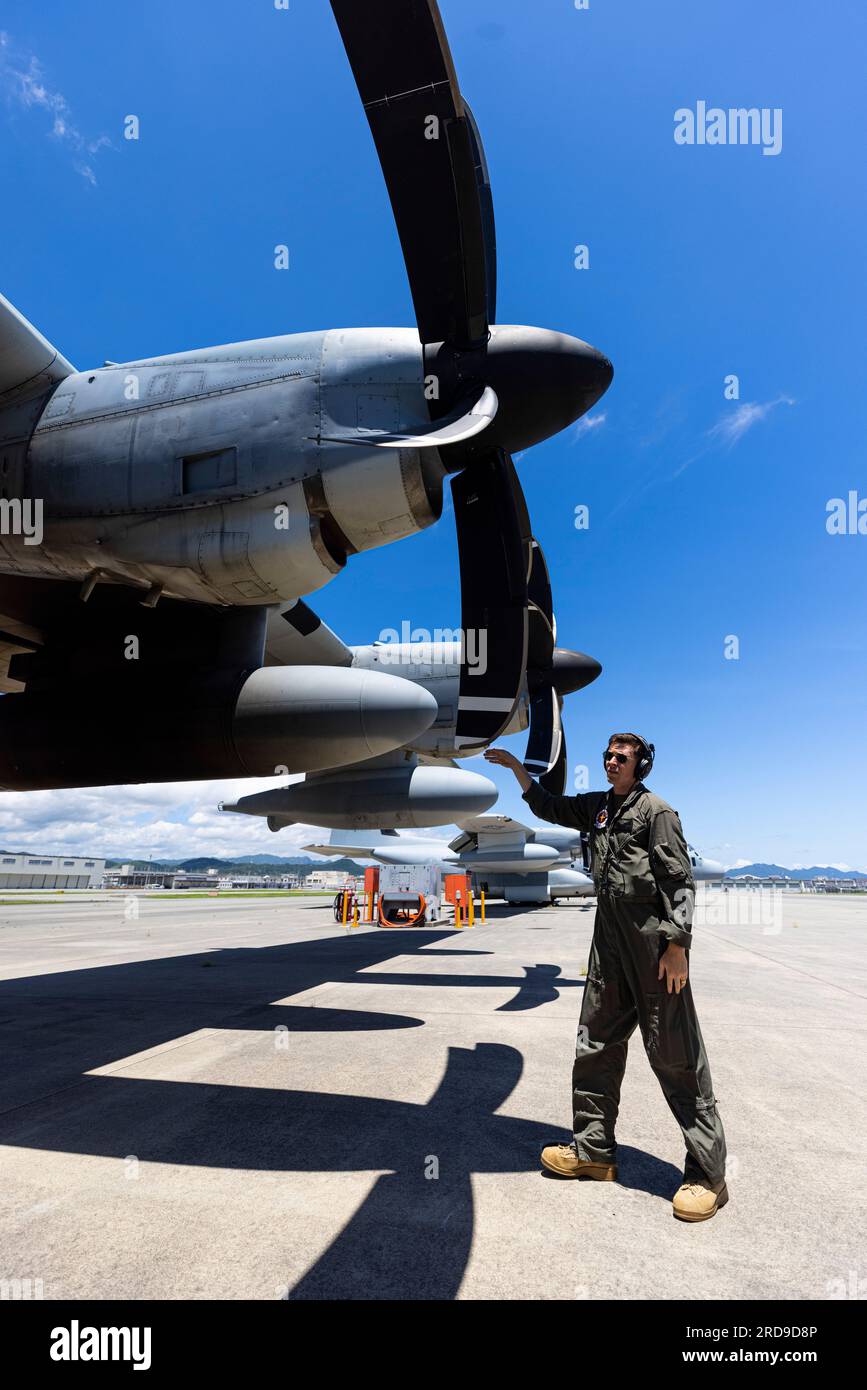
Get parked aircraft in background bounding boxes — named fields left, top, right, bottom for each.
left=304, top=817, right=594, bottom=905
left=689, top=847, right=725, bottom=882
left=302, top=824, right=724, bottom=906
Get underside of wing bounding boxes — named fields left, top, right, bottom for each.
left=0, top=291, right=75, bottom=404
left=449, top=813, right=532, bottom=851
left=263, top=600, right=353, bottom=667
left=0, top=574, right=53, bottom=691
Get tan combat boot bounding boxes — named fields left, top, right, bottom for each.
left=540, top=1143, right=617, bottom=1180
left=672, top=1176, right=729, bottom=1221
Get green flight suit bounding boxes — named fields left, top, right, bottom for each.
left=522, top=777, right=727, bottom=1184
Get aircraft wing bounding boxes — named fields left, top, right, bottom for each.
left=449, top=813, right=533, bottom=851
left=0, top=294, right=76, bottom=683
left=264, top=600, right=353, bottom=667
left=0, top=291, right=75, bottom=403
left=0, top=575, right=57, bottom=693
left=1, top=584, right=352, bottom=695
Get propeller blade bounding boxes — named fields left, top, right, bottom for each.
left=539, top=702, right=568, bottom=795
left=452, top=450, right=528, bottom=749
left=330, top=0, right=491, bottom=349
left=526, top=540, right=555, bottom=667
left=523, top=537, right=581, bottom=792
left=463, top=100, right=496, bottom=324
left=505, top=452, right=533, bottom=584
left=524, top=686, right=562, bottom=777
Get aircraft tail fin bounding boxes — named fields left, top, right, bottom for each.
left=303, top=827, right=400, bottom=858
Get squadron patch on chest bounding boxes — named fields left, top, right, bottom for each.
left=594, top=808, right=609, bottom=829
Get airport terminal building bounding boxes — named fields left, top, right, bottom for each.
left=0, top=853, right=105, bottom=890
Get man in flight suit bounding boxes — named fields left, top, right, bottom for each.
left=485, top=733, right=728, bottom=1221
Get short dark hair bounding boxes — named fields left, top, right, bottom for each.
left=606, top=733, right=644, bottom=759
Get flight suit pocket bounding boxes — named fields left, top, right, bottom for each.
left=581, top=969, right=609, bottom=1026
left=644, top=992, right=692, bottom=1070
left=651, top=843, right=687, bottom=880
left=645, top=994, right=661, bottom=1056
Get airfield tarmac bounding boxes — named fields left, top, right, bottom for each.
left=0, top=890, right=863, bottom=1301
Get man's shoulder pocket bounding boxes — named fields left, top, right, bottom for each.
left=650, top=842, right=688, bottom=879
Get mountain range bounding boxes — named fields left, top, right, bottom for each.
left=2, top=850, right=864, bottom=880
left=725, top=864, right=867, bottom=880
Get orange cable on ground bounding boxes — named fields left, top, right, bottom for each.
left=377, top=893, right=426, bottom=928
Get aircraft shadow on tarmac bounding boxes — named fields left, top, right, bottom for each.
left=0, top=928, right=681, bottom=1300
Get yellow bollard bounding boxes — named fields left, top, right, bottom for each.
left=480, top=890, right=486, bottom=923
left=468, top=892, right=474, bottom=927
left=341, top=890, right=349, bottom=928
left=352, top=901, right=359, bottom=929
left=455, top=892, right=462, bottom=929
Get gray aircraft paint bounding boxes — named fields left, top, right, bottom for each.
left=5, top=328, right=447, bottom=606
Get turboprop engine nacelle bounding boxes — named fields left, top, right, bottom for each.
left=12, top=328, right=447, bottom=607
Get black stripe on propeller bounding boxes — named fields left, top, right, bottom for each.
left=452, top=451, right=529, bottom=750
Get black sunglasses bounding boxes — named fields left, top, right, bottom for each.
left=603, top=749, right=633, bottom=765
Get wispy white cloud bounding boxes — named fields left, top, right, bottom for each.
left=0, top=30, right=111, bottom=184
left=606, top=392, right=796, bottom=518
left=572, top=411, right=607, bottom=441
left=669, top=395, right=796, bottom=481
left=706, top=395, right=795, bottom=450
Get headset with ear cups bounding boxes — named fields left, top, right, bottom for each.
left=606, top=732, right=655, bottom=780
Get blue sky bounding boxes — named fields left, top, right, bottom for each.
left=0, top=1, right=864, bottom=867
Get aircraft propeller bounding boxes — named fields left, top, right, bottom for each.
left=522, top=540, right=602, bottom=794
left=329, top=0, right=610, bottom=759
